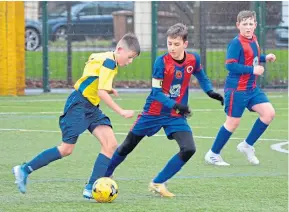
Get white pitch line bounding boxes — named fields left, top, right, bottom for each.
left=0, top=99, right=64, bottom=103
left=0, top=128, right=287, bottom=142
left=0, top=107, right=288, bottom=115
left=270, top=142, right=289, bottom=154
left=0, top=95, right=285, bottom=103
left=112, top=124, right=289, bottom=133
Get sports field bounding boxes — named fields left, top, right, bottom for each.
left=0, top=91, right=287, bottom=212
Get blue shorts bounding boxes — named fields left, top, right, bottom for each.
left=59, top=90, right=111, bottom=144
left=131, top=113, right=192, bottom=140
left=224, top=87, right=269, bottom=118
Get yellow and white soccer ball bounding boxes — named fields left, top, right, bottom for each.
left=92, top=177, right=119, bottom=203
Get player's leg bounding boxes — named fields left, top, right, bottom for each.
left=237, top=91, right=274, bottom=164
left=150, top=131, right=195, bottom=197
left=13, top=140, right=78, bottom=194
left=104, top=131, right=144, bottom=177
left=105, top=114, right=159, bottom=178
left=82, top=111, right=115, bottom=198
left=205, top=90, right=245, bottom=166
left=83, top=125, right=117, bottom=199
left=205, top=116, right=241, bottom=166
left=12, top=91, right=87, bottom=194
left=83, top=114, right=147, bottom=199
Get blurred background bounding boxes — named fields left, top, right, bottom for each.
left=1, top=1, right=288, bottom=94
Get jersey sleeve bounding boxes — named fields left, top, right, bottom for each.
left=192, top=52, right=213, bottom=93
left=260, top=54, right=266, bottom=63
left=225, top=39, right=254, bottom=74
left=152, top=56, right=165, bottom=79
left=98, top=58, right=117, bottom=91
left=151, top=56, right=175, bottom=109
left=83, top=54, right=102, bottom=76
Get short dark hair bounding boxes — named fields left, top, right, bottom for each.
left=118, top=33, right=141, bottom=56
left=237, top=10, right=257, bottom=23
left=166, top=23, right=188, bottom=42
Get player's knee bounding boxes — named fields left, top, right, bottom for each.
left=58, top=145, right=74, bottom=157
left=225, top=118, right=240, bottom=132
left=263, top=108, right=276, bottom=123
left=102, top=140, right=118, bottom=157
left=180, top=145, right=196, bottom=162
left=118, top=132, right=143, bottom=156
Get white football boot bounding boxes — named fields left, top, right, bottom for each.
left=237, top=141, right=260, bottom=165
left=205, top=150, right=230, bottom=166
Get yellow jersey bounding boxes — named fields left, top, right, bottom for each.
left=74, top=52, right=118, bottom=106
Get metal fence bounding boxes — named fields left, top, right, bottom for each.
left=24, top=1, right=288, bottom=90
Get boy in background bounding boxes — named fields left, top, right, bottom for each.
left=205, top=10, right=276, bottom=166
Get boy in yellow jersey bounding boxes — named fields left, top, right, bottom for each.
left=12, top=33, right=140, bottom=199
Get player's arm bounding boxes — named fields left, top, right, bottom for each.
left=98, top=59, right=133, bottom=118
left=152, top=78, right=190, bottom=114
left=98, top=90, right=123, bottom=113
left=192, top=53, right=224, bottom=105
left=150, top=57, right=175, bottom=108
left=151, top=78, right=175, bottom=108
left=225, top=40, right=254, bottom=74
left=260, top=54, right=266, bottom=63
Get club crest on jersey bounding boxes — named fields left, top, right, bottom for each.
left=175, top=70, right=182, bottom=79
left=169, top=84, right=181, bottom=97
left=186, top=66, right=194, bottom=73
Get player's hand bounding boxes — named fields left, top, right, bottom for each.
left=184, top=108, right=192, bottom=118
left=173, top=103, right=191, bottom=115
left=120, top=110, right=135, bottom=118
left=266, top=53, right=276, bottom=62
left=110, top=88, right=119, bottom=97
left=206, top=90, right=224, bottom=106
left=253, top=65, right=265, bottom=76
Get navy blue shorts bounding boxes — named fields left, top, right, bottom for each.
left=131, top=113, right=192, bottom=140
left=59, top=90, right=111, bottom=144
left=224, top=87, right=269, bottom=118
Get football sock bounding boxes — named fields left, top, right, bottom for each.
left=246, top=118, right=268, bottom=146
left=211, top=125, right=232, bottom=154
left=88, top=153, right=111, bottom=185
left=153, top=153, right=185, bottom=184
left=104, top=150, right=126, bottom=177
left=23, top=147, right=62, bottom=174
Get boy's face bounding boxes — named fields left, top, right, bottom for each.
left=236, top=17, right=257, bottom=39
left=116, top=47, right=138, bottom=67
left=167, top=36, right=188, bottom=60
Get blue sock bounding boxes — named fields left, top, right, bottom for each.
left=104, top=150, right=126, bottom=177
left=153, top=154, right=185, bottom=184
left=88, top=153, right=111, bottom=185
left=23, top=147, right=62, bottom=174
left=246, top=118, right=268, bottom=146
left=211, top=125, right=232, bottom=154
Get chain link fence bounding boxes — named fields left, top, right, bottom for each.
left=24, top=1, right=288, bottom=90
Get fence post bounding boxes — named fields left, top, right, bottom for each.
left=151, top=2, right=158, bottom=73
left=200, top=1, right=207, bottom=72
left=260, top=1, right=267, bottom=87
left=66, top=2, right=72, bottom=86
left=42, top=1, right=50, bottom=92
left=255, top=1, right=267, bottom=88
left=254, top=1, right=263, bottom=87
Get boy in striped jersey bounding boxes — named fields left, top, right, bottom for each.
left=205, top=11, right=276, bottom=166
left=104, top=23, right=224, bottom=197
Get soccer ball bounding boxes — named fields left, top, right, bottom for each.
left=92, top=177, right=119, bottom=203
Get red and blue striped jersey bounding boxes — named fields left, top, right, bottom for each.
left=225, top=34, right=266, bottom=91
left=143, top=52, right=213, bottom=117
